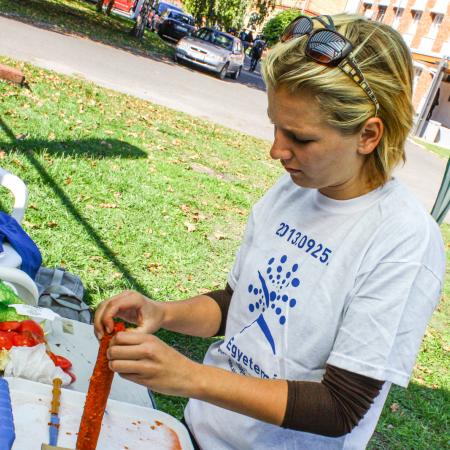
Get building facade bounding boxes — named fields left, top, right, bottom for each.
left=353, top=0, right=450, bottom=147
left=247, top=0, right=449, bottom=147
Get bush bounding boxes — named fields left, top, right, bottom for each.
left=262, top=9, right=302, bottom=46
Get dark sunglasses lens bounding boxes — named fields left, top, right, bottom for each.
left=282, top=17, right=312, bottom=42
left=306, top=30, right=347, bottom=63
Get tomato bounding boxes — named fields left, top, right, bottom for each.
left=0, top=331, right=13, bottom=350
left=12, top=333, right=37, bottom=347
left=0, top=321, right=21, bottom=332
left=18, top=320, right=44, bottom=339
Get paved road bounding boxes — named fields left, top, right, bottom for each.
left=0, top=15, right=448, bottom=222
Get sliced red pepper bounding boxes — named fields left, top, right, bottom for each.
left=64, top=370, right=77, bottom=384
left=77, top=322, right=125, bottom=450
left=53, top=354, right=72, bottom=370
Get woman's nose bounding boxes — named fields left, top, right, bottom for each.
left=270, top=129, right=292, bottom=161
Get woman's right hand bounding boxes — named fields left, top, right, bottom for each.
left=94, top=290, right=166, bottom=340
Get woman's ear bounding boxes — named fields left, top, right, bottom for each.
left=357, top=117, right=384, bottom=155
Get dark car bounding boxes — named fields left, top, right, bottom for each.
left=149, top=1, right=183, bottom=30
left=157, top=10, right=195, bottom=41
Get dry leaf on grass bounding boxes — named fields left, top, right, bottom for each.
left=389, top=403, right=400, bottom=413
left=147, top=262, right=162, bottom=272
left=99, top=203, right=118, bottom=209
left=185, top=222, right=196, bottom=232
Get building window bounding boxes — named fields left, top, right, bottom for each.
left=403, top=10, right=422, bottom=45
left=376, top=6, right=387, bottom=21
left=428, top=13, right=444, bottom=39
left=392, top=7, right=403, bottom=29
left=363, top=5, right=374, bottom=19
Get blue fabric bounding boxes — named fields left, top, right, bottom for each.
left=0, top=211, right=42, bottom=278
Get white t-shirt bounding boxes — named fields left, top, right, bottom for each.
left=185, top=175, right=445, bottom=450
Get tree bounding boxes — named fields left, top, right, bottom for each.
left=184, top=0, right=276, bottom=32
left=262, top=9, right=302, bottom=46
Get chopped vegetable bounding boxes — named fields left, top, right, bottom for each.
left=0, top=331, right=13, bottom=350
left=17, top=320, right=45, bottom=342
left=76, top=322, right=125, bottom=450
left=0, top=281, right=28, bottom=322
left=0, top=321, right=21, bottom=332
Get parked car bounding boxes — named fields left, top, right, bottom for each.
left=149, top=1, right=183, bottom=31
left=175, top=27, right=245, bottom=80
left=157, top=10, right=195, bottom=41
left=102, top=0, right=150, bottom=38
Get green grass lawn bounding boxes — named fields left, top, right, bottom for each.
left=412, top=137, right=450, bottom=159
left=0, top=0, right=174, bottom=58
left=0, top=58, right=448, bottom=449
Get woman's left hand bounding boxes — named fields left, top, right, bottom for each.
left=107, top=331, right=200, bottom=397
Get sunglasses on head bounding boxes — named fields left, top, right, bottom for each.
left=281, top=15, right=380, bottom=116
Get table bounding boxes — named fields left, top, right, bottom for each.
left=46, top=318, right=153, bottom=408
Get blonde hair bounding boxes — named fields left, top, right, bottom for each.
left=262, top=14, right=414, bottom=187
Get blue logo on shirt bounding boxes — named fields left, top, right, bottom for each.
left=245, top=255, right=300, bottom=355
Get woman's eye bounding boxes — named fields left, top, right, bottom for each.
left=293, top=136, right=313, bottom=144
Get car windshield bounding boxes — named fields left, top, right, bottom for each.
left=158, top=2, right=182, bottom=14
left=195, top=29, right=233, bottom=50
left=170, top=12, right=193, bottom=25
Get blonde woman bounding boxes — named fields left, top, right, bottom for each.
left=95, top=14, right=446, bottom=450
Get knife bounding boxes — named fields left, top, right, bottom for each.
left=0, top=377, right=16, bottom=450
left=49, top=377, right=62, bottom=446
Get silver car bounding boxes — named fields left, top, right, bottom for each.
left=175, top=27, right=245, bottom=80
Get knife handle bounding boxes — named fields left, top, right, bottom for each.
left=0, top=378, right=16, bottom=450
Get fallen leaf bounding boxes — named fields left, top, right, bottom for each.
left=185, top=222, right=196, bottom=232
left=99, top=203, right=118, bottom=209
left=47, top=221, right=58, bottom=228
left=22, top=220, right=37, bottom=229
left=112, top=272, right=122, bottom=279
left=389, top=403, right=400, bottom=413
left=180, top=204, right=190, bottom=214
left=147, top=262, right=162, bottom=272
left=176, top=283, right=188, bottom=293
left=64, top=177, right=72, bottom=185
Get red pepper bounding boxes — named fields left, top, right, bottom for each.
left=48, top=351, right=73, bottom=370
left=76, top=322, right=125, bottom=450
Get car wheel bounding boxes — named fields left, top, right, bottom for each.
left=218, top=63, right=229, bottom=80
left=232, top=66, right=242, bottom=80
left=174, top=54, right=178, bottom=63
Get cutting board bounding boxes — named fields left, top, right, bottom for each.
left=6, top=377, right=193, bottom=450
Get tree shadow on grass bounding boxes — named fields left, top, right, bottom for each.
left=0, top=117, right=156, bottom=299
left=0, top=0, right=173, bottom=63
